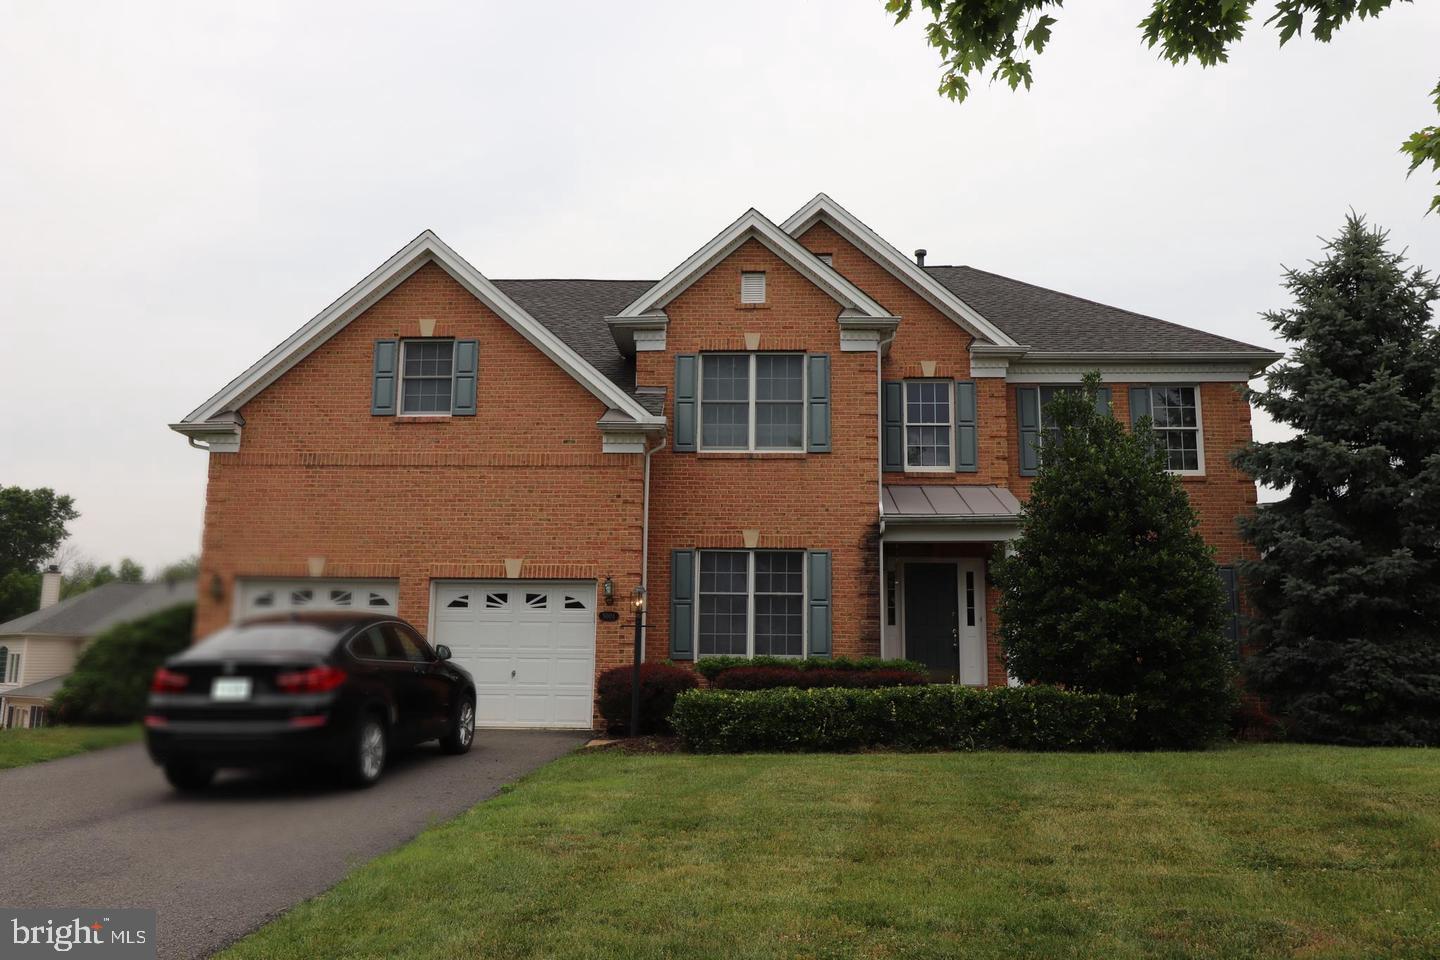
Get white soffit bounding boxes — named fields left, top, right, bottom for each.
left=781, top=193, right=1018, bottom=348
left=180, top=230, right=662, bottom=426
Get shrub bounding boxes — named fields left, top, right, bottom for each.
left=712, top=666, right=927, bottom=690
left=694, top=655, right=926, bottom=681
left=671, top=684, right=1136, bottom=753
left=51, top=603, right=195, bottom=725
left=595, top=663, right=699, bottom=735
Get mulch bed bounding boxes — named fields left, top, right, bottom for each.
left=584, top=735, right=683, bottom=754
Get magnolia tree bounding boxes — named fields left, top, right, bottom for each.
left=1235, top=215, right=1440, bottom=745
left=994, top=373, right=1235, bottom=749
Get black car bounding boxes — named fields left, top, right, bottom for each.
left=144, top=613, right=476, bottom=791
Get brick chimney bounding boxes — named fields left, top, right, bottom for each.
left=39, top=564, right=62, bottom=610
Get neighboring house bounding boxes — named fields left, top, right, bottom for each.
left=0, top=569, right=196, bottom=729
left=170, top=194, right=1279, bottom=729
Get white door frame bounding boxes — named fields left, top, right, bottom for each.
left=893, top=557, right=987, bottom=685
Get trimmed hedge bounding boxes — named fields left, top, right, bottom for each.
left=595, top=663, right=699, bottom=735
left=670, top=685, right=1137, bottom=753
left=694, top=655, right=927, bottom=681
left=712, top=666, right=927, bottom=691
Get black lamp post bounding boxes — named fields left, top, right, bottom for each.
left=630, top=585, right=646, bottom=738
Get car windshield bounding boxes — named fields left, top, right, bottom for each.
left=186, top=623, right=340, bottom=658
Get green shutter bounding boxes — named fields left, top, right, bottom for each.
left=670, top=550, right=695, bottom=660
left=371, top=340, right=398, bottom=416
left=807, top=550, right=832, bottom=657
left=674, top=355, right=697, bottom=452
left=452, top=339, right=478, bottom=416
left=882, top=381, right=904, bottom=472
left=1129, top=386, right=1152, bottom=427
left=1018, top=386, right=1040, bottom=476
left=806, top=354, right=831, bottom=453
left=955, top=380, right=977, bottom=472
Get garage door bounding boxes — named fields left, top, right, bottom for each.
left=431, top=580, right=596, bottom=729
left=236, top=579, right=400, bottom=619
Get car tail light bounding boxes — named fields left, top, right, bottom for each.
left=275, top=665, right=347, bottom=694
left=289, top=714, right=328, bottom=729
left=143, top=715, right=167, bottom=728
left=150, top=667, right=189, bottom=692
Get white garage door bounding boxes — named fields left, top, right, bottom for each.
left=236, top=579, right=400, bottom=619
left=431, top=580, right=596, bottom=729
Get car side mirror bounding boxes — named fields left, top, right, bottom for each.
left=435, top=644, right=452, bottom=661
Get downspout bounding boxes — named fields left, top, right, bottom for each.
left=640, top=430, right=666, bottom=660
left=876, top=329, right=898, bottom=658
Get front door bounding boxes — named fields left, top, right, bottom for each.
left=904, top=563, right=959, bottom=678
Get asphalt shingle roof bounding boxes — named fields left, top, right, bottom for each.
left=923, top=265, right=1269, bottom=353
left=0, top=580, right=196, bottom=638
left=490, top=267, right=1270, bottom=398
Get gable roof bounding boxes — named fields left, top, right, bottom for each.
left=611, top=208, right=898, bottom=322
left=495, top=279, right=653, bottom=392
left=781, top=193, right=1019, bottom=348
left=924, top=265, right=1273, bottom=354
left=0, top=580, right=196, bottom=638
left=176, top=232, right=662, bottom=431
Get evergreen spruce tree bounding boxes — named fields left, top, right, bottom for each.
left=1235, top=215, right=1440, bottom=745
left=994, top=373, right=1235, bottom=749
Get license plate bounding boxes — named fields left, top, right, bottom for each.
left=211, top=677, right=252, bottom=701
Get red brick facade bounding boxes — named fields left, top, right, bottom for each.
left=188, top=215, right=1261, bottom=727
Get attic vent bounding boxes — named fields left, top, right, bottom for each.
left=740, top=271, right=766, bottom=304
left=817, top=254, right=834, bottom=267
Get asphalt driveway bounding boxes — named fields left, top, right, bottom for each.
left=0, top=729, right=586, bottom=958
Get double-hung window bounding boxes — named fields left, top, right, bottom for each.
left=400, top=339, right=455, bottom=415
left=904, top=380, right=951, bottom=470
left=1146, top=386, right=1203, bottom=473
left=698, top=550, right=805, bottom=657
left=700, top=353, right=804, bottom=451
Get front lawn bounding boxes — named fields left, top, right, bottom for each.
left=0, top=724, right=140, bottom=769
left=222, top=745, right=1440, bottom=960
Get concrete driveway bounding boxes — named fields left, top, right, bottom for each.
left=0, top=730, right=585, bottom=958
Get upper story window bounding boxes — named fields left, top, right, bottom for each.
left=1147, top=386, right=1203, bottom=473
left=401, top=339, right=455, bottom=415
left=698, top=549, right=805, bottom=657
left=1, top=647, right=16, bottom=685
left=740, top=271, right=767, bottom=304
left=1017, top=384, right=1113, bottom=477
left=700, top=353, right=804, bottom=451
left=905, top=380, right=952, bottom=470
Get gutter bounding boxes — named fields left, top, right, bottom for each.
left=639, top=429, right=666, bottom=659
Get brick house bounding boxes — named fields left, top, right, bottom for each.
left=172, top=194, right=1280, bottom=729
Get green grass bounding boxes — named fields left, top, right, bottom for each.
left=0, top=724, right=140, bottom=769
left=222, top=745, right=1440, bottom=960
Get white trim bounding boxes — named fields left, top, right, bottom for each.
left=781, top=193, right=1018, bottom=349
left=1143, top=383, right=1207, bottom=477
left=882, top=521, right=1021, bottom=543
left=177, top=230, right=663, bottom=431
left=613, top=208, right=899, bottom=323
left=1007, top=363, right=1264, bottom=384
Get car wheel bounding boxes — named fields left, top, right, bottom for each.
left=344, top=715, right=388, bottom=788
left=440, top=696, right=475, bottom=755
left=164, top=761, right=215, bottom=793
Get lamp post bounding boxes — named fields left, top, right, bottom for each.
left=630, top=586, right=646, bottom=738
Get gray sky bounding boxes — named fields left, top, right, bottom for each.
left=2, top=0, right=1437, bottom=572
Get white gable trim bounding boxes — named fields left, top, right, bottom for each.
left=179, top=230, right=662, bottom=427
left=613, top=208, right=898, bottom=322
left=781, top=193, right=1018, bottom=348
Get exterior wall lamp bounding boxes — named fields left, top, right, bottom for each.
left=602, top=576, right=615, bottom=605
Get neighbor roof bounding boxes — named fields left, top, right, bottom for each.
left=924, top=265, right=1269, bottom=354
left=0, top=580, right=196, bottom=638
left=2, top=674, right=68, bottom=700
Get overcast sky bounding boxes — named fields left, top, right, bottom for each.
left=2, top=0, right=1437, bottom=573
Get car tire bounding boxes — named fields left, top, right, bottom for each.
left=343, top=714, right=388, bottom=789
left=164, top=761, right=216, bottom=793
left=439, top=695, right=475, bottom=755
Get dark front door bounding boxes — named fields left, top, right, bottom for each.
left=904, top=563, right=959, bottom=677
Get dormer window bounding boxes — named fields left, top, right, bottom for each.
left=740, top=271, right=766, bottom=304
left=401, top=339, right=455, bottom=415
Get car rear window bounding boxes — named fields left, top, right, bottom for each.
left=187, top=624, right=341, bottom=657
